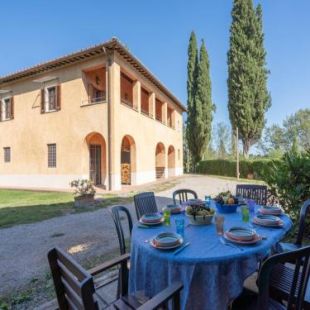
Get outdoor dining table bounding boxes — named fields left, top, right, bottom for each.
left=129, top=204, right=292, bottom=310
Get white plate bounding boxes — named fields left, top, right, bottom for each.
left=227, top=227, right=256, bottom=241
left=224, top=232, right=262, bottom=245
left=139, top=218, right=164, bottom=226
left=259, top=209, right=282, bottom=216
left=253, top=218, right=283, bottom=227
left=150, top=237, right=184, bottom=250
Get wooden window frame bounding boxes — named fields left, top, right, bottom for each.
left=41, top=84, right=61, bottom=113
left=0, top=96, right=14, bottom=121
left=3, top=147, right=11, bottom=163
left=47, top=144, right=57, bottom=168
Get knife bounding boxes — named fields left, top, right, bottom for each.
left=174, top=242, right=190, bottom=255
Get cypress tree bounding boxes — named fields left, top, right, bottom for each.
left=189, top=40, right=214, bottom=166
left=194, top=40, right=214, bottom=163
left=227, top=0, right=271, bottom=158
left=186, top=32, right=199, bottom=169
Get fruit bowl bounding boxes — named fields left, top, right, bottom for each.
left=214, top=191, right=240, bottom=214
left=215, top=203, right=239, bottom=214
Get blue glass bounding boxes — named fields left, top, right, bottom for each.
left=205, top=195, right=211, bottom=207
left=175, top=218, right=185, bottom=236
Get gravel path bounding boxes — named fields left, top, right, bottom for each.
left=0, top=175, right=242, bottom=295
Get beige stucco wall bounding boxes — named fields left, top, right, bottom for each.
left=0, top=52, right=183, bottom=190
left=0, top=56, right=108, bottom=188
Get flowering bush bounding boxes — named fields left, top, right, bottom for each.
left=70, top=179, right=96, bottom=197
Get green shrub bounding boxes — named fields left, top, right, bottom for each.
left=196, top=158, right=279, bottom=179
left=262, top=150, right=310, bottom=219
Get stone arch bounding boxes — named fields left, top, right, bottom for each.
left=121, top=135, right=136, bottom=185
left=168, top=145, right=176, bottom=177
left=85, top=132, right=107, bottom=187
left=155, top=142, right=166, bottom=179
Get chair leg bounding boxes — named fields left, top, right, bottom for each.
left=172, top=291, right=180, bottom=310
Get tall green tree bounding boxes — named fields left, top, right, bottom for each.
left=190, top=40, right=214, bottom=165
left=227, top=0, right=271, bottom=158
left=186, top=31, right=199, bottom=168
left=284, top=108, right=310, bottom=150
left=258, top=108, right=310, bottom=155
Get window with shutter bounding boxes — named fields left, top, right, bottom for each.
left=0, top=97, right=13, bottom=121
left=41, top=84, right=61, bottom=113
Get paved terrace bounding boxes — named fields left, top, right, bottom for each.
left=0, top=174, right=243, bottom=295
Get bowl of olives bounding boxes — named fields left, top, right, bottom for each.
left=185, top=202, right=215, bottom=225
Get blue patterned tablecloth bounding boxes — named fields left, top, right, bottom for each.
left=129, top=207, right=292, bottom=310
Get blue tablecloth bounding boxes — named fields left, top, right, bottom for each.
left=129, top=207, right=292, bottom=310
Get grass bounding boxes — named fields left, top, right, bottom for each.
left=0, top=189, right=132, bottom=228
left=0, top=178, right=180, bottom=228
left=204, top=174, right=266, bottom=184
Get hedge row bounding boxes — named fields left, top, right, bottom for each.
left=196, top=159, right=282, bottom=180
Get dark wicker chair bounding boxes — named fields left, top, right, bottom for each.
left=134, top=192, right=158, bottom=220
left=236, top=184, right=268, bottom=205
left=277, top=199, right=310, bottom=253
left=233, top=246, right=310, bottom=310
left=172, top=189, right=198, bottom=205
left=48, top=247, right=183, bottom=310
left=111, top=205, right=133, bottom=255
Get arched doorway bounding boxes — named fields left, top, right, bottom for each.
left=85, top=132, right=106, bottom=186
left=168, top=145, right=176, bottom=177
left=121, top=135, right=136, bottom=185
left=155, top=142, right=166, bottom=179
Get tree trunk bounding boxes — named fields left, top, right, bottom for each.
left=243, top=140, right=250, bottom=158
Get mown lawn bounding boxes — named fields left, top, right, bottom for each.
left=0, top=189, right=132, bottom=228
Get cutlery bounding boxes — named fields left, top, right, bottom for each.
left=138, top=224, right=151, bottom=229
left=220, top=237, right=244, bottom=251
left=174, top=242, right=190, bottom=255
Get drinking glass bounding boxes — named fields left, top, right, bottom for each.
left=163, top=207, right=171, bottom=226
left=215, top=214, right=224, bottom=235
left=247, top=199, right=256, bottom=218
left=205, top=195, right=211, bottom=207
left=175, top=218, right=185, bottom=236
left=241, top=205, right=250, bottom=223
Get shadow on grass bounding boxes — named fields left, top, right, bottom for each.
left=0, top=196, right=133, bottom=229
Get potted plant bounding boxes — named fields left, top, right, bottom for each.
left=70, top=179, right=96, bottom=208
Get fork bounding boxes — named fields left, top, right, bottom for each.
left=220, top=237, right=244, bottom=251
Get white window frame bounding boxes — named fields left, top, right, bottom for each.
left=44, top=84, right=57, bottom=112
left=1, top=96, right=12, bottom=121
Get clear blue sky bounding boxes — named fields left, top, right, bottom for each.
left=0, top=0, right=309, bottom=128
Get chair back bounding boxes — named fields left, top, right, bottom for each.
left=257, top=246, right=310, bottom=310
left=296, top=199, right=310, bottom=246
left=48, top=247, right=98, bottom=310
left=134, top=192, right=158, bottom=220
left=172, top=189, right=198, bottom=205
left=110, top=205, right=133, bottom=255
left=236, top=184, right=267, bottom=205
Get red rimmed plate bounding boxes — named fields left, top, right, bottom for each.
left=224, top=232, right=262, bottom=245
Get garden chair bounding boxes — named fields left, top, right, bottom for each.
left=110, top=205, right=133, bottom=255
left=233, top=246, right=310, bottom=310
left=277, top=199, right=310, bottom=253
left=48, top=247, right=183, bottom=310
left=236, top=184, right=268, bottom=205
left=134, top=192, right=158, bottom=220
left=172, top=189, right=198, bottom=205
